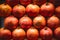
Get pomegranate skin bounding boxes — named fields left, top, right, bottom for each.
left=54, top=27, right=60, bottom=39
left=4, top=16, right=18, bottom=31
left=26, top=4, right=40, bottom=17
left=0, top=28, right=11, bottom=40
left=47, top=16, right=60, bottom=29
left=20, top=0, right=32, bottom=6
left=12, top=5, right=25, bottom=18
left=27, top=28, right=39, bottom=40
left=6, top=0, right=19, bottom=7
left=33, top=15, right=46, bottom=29
left=40, top=27, right=53, bottom=40
left=0, top=4, right=12, bottom=17
left=40, top=3, right=55, bottom=17
left=12, top=28, right=26, bottom=40
left=19, top=15, right=32, bottom=29
left=55, top=6, right=60, bottom=18
left=33, top=0, right=46, bottom=6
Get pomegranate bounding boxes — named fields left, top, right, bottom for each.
left=19, top=15, right=32, bottom=29
left=4, top=16, right=18, bottom=31
left=33, top=15, right=46, bottom=29
left=6, top=0, right=19, bottom=7
left=47, top=15, right=60, bottom=29
left=54, top=27, right=60, bottom=39
left=0, top=4, right=12, bottom=17
left=12, top=28, right=26, bottom=40
left=33, top=0, right=46, bottom=6
left=20, top=0, right=32, bottom=6
left=27, top=27, right=39, bottom=40
left=40, top=27, right=53, bottom=40
left=26, top=4, right=40, bottom=17
left=13, top=4, right=25, bottom=18
left=0, top=27, right=11, bottom=40
left=40, top=3, right=55, bottom=17
left=55, top=6, right=60, bottom=18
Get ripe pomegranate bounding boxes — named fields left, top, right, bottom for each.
left=54, top=27, right=60, bottom=39
left=6, top=0, right=19, bottom=7
left=27, top=27, right=39, bottom=40
left=33, top=0, right=46, bottom=5
left=12, top=28, right=26, bottom=40
left=50, top=0, right=54, bottom=3
left=4, top=16, right=18, bottom=31
left=47, top=15, right=60, bottom=29
left=40, top=27, right=53, bottom=40
left=33, top=15, right=46, bottom=29
left=40, top=3, right=55, bottom=17
left=26, top=4, right=40, bottom=17
left=0, top=27, right=11, bottom=40
left=19, top=15, right=32, bottom=29
left=55, top=6, right=60, bottom=18
left=0, top=4, right=12, bottom=17
left=20, top=0, right=32, bottom=6
left=13, top=4, right=25, bottom=18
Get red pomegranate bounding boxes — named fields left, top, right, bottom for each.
left=4, top=16, right=18, bottom=31
left=33, top=15, right=46, bottom=29
left=0, top=4, right=12, bottom=17
left=6, top=0, right=19, bottom=7
left=55, top=6, right=60, bottom=18
left=40, top=3, right=55, bottom=17
left=47, top=15, right=60, bottom=29
left=0, top=28, right=11, bottom=40
left=20, top=0, right=31, bottom=6
left=54, top=27, right=60, bottom=39
left=13, top=4, right=25, bottom=18
left=27, top=27, right=39, bottom=40
left=50, top=0, right=54, bottom=3
left=33, top=0, right=46, bottom=5
left=12, top=28, right=26, bottom=40
left=19, top=15, right=32, bottom=29
left=40, top=27, right=53, bottom=40
left=26, top=4, right=40, bottom=17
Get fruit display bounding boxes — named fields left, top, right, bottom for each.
left=19, top=15, right=32, bottom=29
left=40, top=2, right=55, bottom=17
left=0, top=0, right=60, bottom=40
left=33, top=15, right=46, bottom=29
left=4, top=16, right=18, bottom=31
left=12, top=28, right=26, bottom=40
left=47, top=15, right=60, bottom=29
left=40, top=27, right=53, bottom=40
left=26, top=4, right=40, bottom=17
left=0, top=3, right=12, bottom=17
left=12, top=4, right=25, bottom=18
left=55, top=6, right=60, bottom=18
left=27, top=27, right=39, bottom=40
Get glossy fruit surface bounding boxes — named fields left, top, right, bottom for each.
left=0, top=4, right=12, bottom=17
left=40, top=3, right=55, bottom=17
left=4, top=16, right=18, bottom=31
left=12, top=28, right=26, bottom=40
left=55, top=6, right=60, bottom=18
left=13, top=4, right=25, bottom=18
left=0, top=28, right=11, bottom=40
left=26, top=4, right=40, bottom=17
left=47, top=16, right=60, bottom=29
left=19, top=15, right=32, bottom=29
left=33, top=15, right=46, bottom=29
left=40, top=27, right=53, bottom=40
left=54, top=27, right=60, bottom=39
left=27, top=28, right=39, bottom=40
